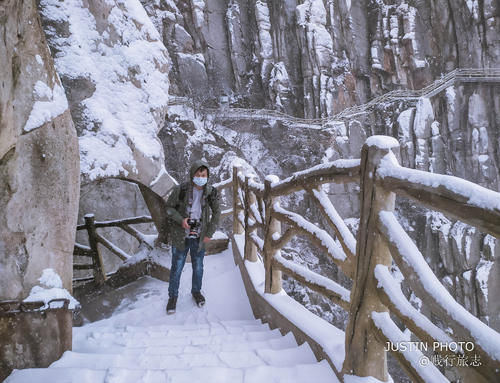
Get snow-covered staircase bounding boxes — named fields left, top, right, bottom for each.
left=5, top=248, right=339, bottom=383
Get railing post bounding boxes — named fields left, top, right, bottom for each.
left=343, top=136, right=399, bottom=380
left=84, top=214, right=106, bottom=286
left=263, top=175, right=282, bottom=294
left=244, top=175, right=258, bottom=262
left=232, top=165, right=244, bottom=235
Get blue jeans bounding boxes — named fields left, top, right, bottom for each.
left=168, top=238, right=205, bottom=298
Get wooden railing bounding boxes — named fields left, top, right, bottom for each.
left=227, top=136, right=500, bottom=382
left=73, top=214, right=154, bottom=285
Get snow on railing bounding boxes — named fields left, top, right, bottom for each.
left=371, top=311, right=449, bottom=383
left=374, top=265, right=456, bottom=351
left=272, top=203, right=348, bottom=263
left=229, top=159, right=358, bottom=298
left=347, top=136, right=500, bottom=383
left=273, top=254, right=350, bottom=310
left=310, top=188, right=357, bottom=258
left=213, top=176, right=233, bottom=190
left=228, top=135, right=500, bottom=382
left=378, top=211, right=500, bottom=380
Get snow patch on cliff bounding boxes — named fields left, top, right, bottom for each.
left=269, top=62, right=291, bottom=109
left=24, top=80, right=69, bottom=132
left=476, top=259, right=493, bottom=305
left=191, top=0, right=206, bottom=28
left=255, top=0, right=273, bottom=85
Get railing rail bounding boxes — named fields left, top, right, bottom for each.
left=227, top=135, right=500, bottom=382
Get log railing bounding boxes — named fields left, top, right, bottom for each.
left=73, top=214, right=154, bottom=286
left=227, top=136, right=500, bottom=382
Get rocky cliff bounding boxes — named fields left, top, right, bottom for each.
left=143, top=0, right=499, bottom=114
left=0, top=0, right=80, bottom=298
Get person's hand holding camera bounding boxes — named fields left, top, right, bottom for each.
left=182, top=218, right=190, bottom=229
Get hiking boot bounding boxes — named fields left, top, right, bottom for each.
left=192, top=292, right=205, bottom=307
left=166, top=297, right=177, bottom=315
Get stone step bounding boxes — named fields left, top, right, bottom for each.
left=74, top=331, right=298, bottom=355
left=86, top=318, right=268, bottom=331
left=6, top=361, right=339, bottom=383
left=255, top=343, right=317, bottom=367
left=51, top=350, right=254, bottom=369
left=76, top=328, right=284, bottom=349
left=54, top=342, right=315, bottom=371
left=74, top=322, right=271, bottom=341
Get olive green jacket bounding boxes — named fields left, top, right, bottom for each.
left=165, top=160, right=221, bottom=250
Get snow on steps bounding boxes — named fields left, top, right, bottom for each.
left=6, top=247, right=340, bottom=383
left=6, top=320, right=334, bottom=383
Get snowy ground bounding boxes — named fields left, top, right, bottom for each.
left=6, top=247, right=340, bottom=383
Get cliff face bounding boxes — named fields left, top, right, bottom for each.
left=0, top=0, right=80, bottom=298
left=143, top=0, right=499, bottom=114
left=0, top=0, right=180, bottom=298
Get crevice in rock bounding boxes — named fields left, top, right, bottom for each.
left=445, top=0, right=461, bottom=67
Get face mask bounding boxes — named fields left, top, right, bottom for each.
left=193, top=177, right=207, bottom=187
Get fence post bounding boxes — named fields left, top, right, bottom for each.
left=343, top=136, right=399, bottom=380
left=84, top=214, right=106, bottom=286
left=244, top=175, right=258, bottom=262
left=232, top=165, right=244, bottom=235
left=263, top=175, right=282, bottom=294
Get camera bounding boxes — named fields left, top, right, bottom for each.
left=187, top=219, right=201, bottom=238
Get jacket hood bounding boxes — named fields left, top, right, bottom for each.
left=189, top=159, right=210, bottom=180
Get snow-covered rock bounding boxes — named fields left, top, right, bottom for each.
left=38, top=0, right=176, bottom=199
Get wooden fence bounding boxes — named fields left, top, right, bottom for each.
left=227, top=135, right=500, bottom=382
left=73, top=214, right=154, bottom=285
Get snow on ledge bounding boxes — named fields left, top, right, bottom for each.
left=233, top=233, right=346, bottom=372
left=24, top=269, right=80, bottom=310
left=39, top=0, right=170, bottom=181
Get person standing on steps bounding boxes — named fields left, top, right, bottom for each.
left=165, top=160, right=220, bottom=315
